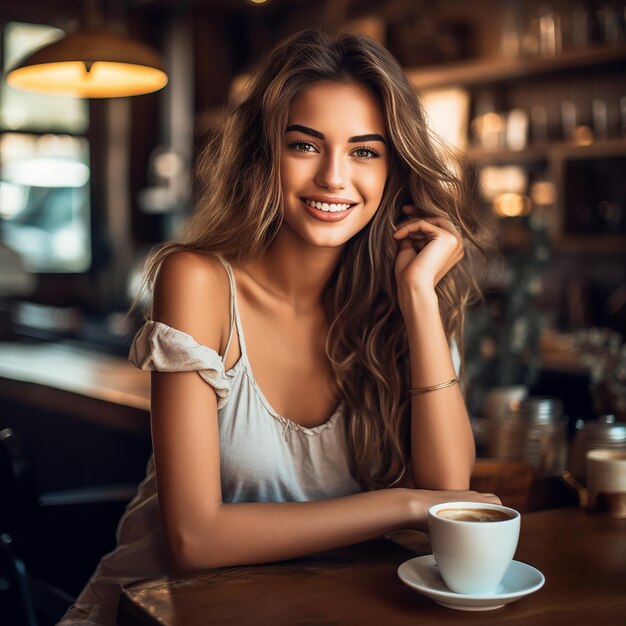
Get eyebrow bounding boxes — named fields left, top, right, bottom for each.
left=286, top=124, right=386, bottom=144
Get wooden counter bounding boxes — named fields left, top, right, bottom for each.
left=119, top=507, right=626, bottom=626
left=0, top=341, right=150, bottom=435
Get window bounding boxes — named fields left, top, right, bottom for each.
left=0, top=21, right=91, bottom=272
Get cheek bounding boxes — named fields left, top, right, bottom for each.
left=362, top=167, right=388, bottom=202
left=280, top=157, right=310, bottom=190
left=279, top=157, right=291, bottom=188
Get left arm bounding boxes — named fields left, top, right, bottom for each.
left=393, top=211, right=475, bottom=490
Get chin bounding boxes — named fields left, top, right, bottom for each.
left=301, top=224, right=361, bottom=249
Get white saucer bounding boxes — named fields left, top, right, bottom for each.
left=397, top=554, right=545, bottom=611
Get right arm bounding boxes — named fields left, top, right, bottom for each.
left=150, top=251, right=495, bottom=572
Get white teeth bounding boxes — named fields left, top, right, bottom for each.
left=305, top=199, right=351, bottom=212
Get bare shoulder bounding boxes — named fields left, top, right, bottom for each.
left=155, top=250, right=227, bottom=289
left=152, top=251, right=230, bottom=350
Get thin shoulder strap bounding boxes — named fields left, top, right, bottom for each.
left=216, top=256, right=247, bottom=360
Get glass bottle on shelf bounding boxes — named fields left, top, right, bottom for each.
left=538, top=3, right=563, bottom=56
left=571, top=1, right=591, bottom=49
left=596, top=1, right=623, bottom=44
left=592, top=98, right=608, bottom=140
left=499, top=0, right=523, bottom=58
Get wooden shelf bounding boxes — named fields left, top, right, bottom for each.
left=464, top=144, right=549, bottom=165
left=550, top=137, right=626, bottom=160
left=405, top=43, right=626, bottom=91
left=464, top=137, right=626, bottom=165
left=551, top=233, right=626, bottom=254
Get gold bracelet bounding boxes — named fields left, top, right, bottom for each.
left=409, top=378, right=458, bottom=395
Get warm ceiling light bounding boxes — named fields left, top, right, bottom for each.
left=493, top=193, right=532, bottom=218
left=6, top=6, right=167, bottom=98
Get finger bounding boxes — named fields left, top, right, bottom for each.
left=393, top=219, right=459, bottom=246
left=399, top=215, right=461, bottom=240
left=396, top=237, right=418, bottom=255
left=393, top=209, right=418, bottom=230
left=401, top=236, right=427, bottom=254
left=396, top=220, right=464, bottom=259
left=420, top=216, right=462, bottom=240
left=482, top=493, right=502, bottom=505
left=393, top=218, right=437, bottom=239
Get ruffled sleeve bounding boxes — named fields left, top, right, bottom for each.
left=129, top=320, right=230, bottom=408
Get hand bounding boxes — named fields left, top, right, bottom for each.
left=392, top=205, right=464, bottom=294
left=408, top=489, right=502, bottom=532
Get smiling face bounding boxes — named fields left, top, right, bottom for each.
left=279, top=80, right=388, bottom=250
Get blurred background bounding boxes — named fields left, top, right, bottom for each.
left=0, top=0, right=624, bottom=622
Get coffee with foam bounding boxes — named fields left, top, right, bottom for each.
left=429, top=502, right=520, bottom=594
left=436, top=507, right=514, bottom=522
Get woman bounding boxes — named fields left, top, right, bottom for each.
left=60, top=29, right=497, bottom=625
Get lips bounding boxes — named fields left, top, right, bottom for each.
left=304, top=199, right=352, bottom=213
left=300, top=197, right=356, bottom=222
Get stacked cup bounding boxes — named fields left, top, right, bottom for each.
left=586, top=450, right=626, bottom=517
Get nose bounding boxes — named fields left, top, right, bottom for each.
left=314, top=150, right=347, bottom=190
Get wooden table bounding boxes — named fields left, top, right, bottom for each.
left=118, top=507, right=626, bottom=625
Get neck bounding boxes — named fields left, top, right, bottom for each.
left=244, top=230, right=343, bottom=312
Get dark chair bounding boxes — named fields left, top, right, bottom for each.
left=0, top=531, right=75, bottom=626
left=0, top=428, right=42, bottom=569
left=0, top=428, right=137, bottom=624
left=0, top=533, right=38, bottom=626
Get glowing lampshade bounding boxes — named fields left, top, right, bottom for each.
left=7, top=26, right=168, bottom=98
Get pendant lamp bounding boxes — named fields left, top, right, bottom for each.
left=6, top=0, right=168, bottom=98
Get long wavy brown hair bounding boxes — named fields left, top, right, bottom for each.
left=142, top=29, right=481, bottom=490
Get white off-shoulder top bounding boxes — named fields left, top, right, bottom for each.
left=58, top=257, right=360, bottom=626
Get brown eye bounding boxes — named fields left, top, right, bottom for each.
left=288, top=141, right=317, bottom=153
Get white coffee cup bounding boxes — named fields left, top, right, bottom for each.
left=587, top=449, right=626, bottom=517
left=428, top=501, right=521, bottom=595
